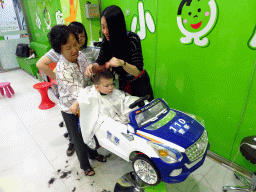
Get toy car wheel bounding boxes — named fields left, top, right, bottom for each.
left=132, top=154, right=161, bottom=186
left=87, top=135, right=99, bottom=150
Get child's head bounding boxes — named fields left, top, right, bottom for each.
left=92, top=66, right=114, bottom=95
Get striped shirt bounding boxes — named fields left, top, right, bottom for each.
left=56, top=51, right=91, bottom=113
left=96, top=32, right=144, bottom=77
left=45, top=49, right=60, bottom=63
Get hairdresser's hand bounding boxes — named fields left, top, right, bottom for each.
left=85, top=64, right=93, bottom=77
left=105, top=57, right=124, bottom=69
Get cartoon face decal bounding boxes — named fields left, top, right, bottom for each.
left=56, top=10, right=64, bottom=25
left=248, top=26, right=256, bottom=50
left=43, top=7, right=51, bottom=30
left=36, top=12, right=41, bottom=29
left=179, top=0, right=211, bottom=33
left=177, top=0, right=218, bottom=47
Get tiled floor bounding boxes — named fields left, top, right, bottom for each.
left=0, top=69, right=249, bottom=192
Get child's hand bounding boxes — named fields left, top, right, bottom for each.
left=85, top=64, right=93, bottom=77
left=69, top=102, right=79, bottom=115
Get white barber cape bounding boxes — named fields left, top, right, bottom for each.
left=77, top=86, right=139, bottom=144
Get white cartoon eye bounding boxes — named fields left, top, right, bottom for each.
left=205, top=11, right=209, bottom=16
left=183, top=19, right=187, bottom=24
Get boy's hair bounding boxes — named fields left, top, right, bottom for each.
left=48, top=25, right=78, bottom=54
left=91, top=66, right=114, bottom=85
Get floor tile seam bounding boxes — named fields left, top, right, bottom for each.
left=2, top=103, right=45, bottom=150
left=77, top=176, right=114, bottom=192
left=7, top=103, right=69, bottom=182
left=26, top=111, right=64, bottom=129
left=191, top=174, right=215, bottom=192
left=0, top=152, right=69, bottom=191
left=73, top=173, right=105, bottom=190
left=201, top=175, right=217, bottom=192
left=183, top=178, right=200, bottom=192
left=94, top=160, right=132, bottom=175
left=24, top=146, right=70, bottom=191
left=203, top=162, right=222, bottom=180
left=19, top=70, right=40, bottom=82
left=203, top=158, right=219, bottom=176
left=78, top=160, right=133, bottom=190
left=204, top=162, right=235, bottom=192
left=0, top=162, right=22, bottom=176
left=13, top=107, right=61, bottom=128
left=0, top=106, right=69, bottom=190
left=167, top=184, right=183, bottom=192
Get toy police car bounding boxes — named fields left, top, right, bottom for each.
left=88, top=96, right=209, bottom=186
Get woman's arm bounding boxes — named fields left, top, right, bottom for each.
left=105, top=33, right=144, bottom=77
left=36, top=49, right=60, bottom=80
left=105, top=57, right=141, bottom=77
left=36, top=55, right=56, bottom=80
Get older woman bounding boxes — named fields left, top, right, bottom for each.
left=48, top=25, right=106, bottom=176
left=37, top=21, right=88, bottom=156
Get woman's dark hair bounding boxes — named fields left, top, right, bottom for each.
left=69, top=21, right=88, bottom=49
left=91, top=65, right=114, bottom=84
left=101, top=5, right=129, bottom=61
left=48, top=25, right=78, bottom=54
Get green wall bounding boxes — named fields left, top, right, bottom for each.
left=102, top=0, right=256, bottom=172
left=24, top=0, right=101, bottom=47
left=24, top=0, right=62, bottom=44
left=24, top=0, right=256, bottom=172
left=80, top=0, right=101, bottom=43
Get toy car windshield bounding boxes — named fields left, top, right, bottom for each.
left=135, top=100, right=176, bottom=130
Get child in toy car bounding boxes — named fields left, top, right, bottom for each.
left=69, top=67, right=140, bottom=141
left=71, top=68, right=209, bottom=186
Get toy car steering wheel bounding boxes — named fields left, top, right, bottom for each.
left=129, top=95, right=150, bottom=109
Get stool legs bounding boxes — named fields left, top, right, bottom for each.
left=0, top=87, right=4, bottom=95
left=3, top=86, right=11, bottom=98
left=7, top=85, right=15, bottom=94
left=0, top=83, right=15, bottom=98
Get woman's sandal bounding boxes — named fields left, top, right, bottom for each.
left=95, top=155, right=107, bottom=162
left=84, top=168, right=95, bottom=176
